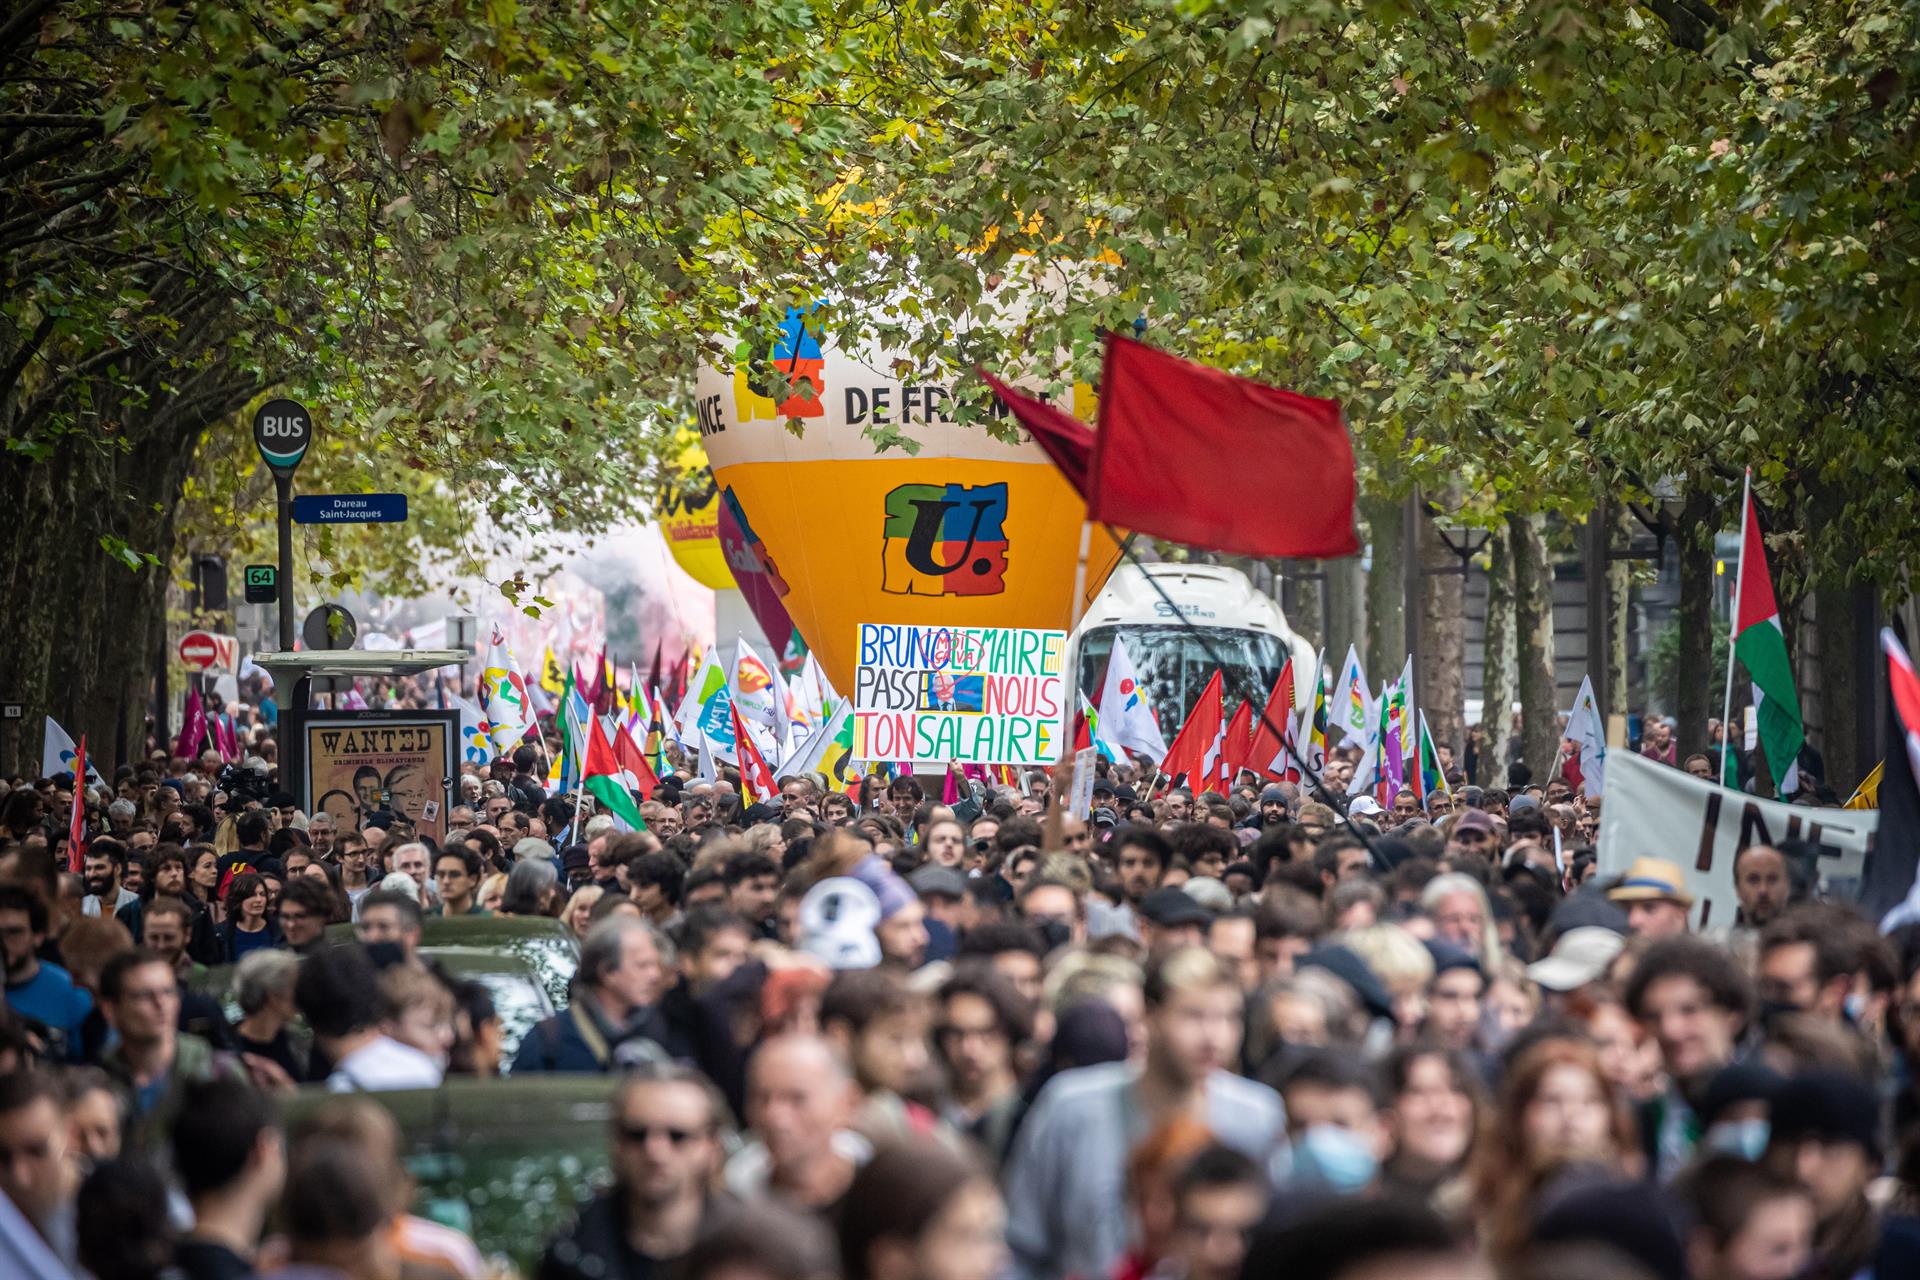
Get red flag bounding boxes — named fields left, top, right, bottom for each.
left=1220, top=699, right=1254, bottom=791
left=977, top=370, right=1095, bottom=496
left=1246, top=661, right=1296, bottom=779
left=68, top=736, right=88, bottom=873
left=1160, top=671, right=1224, bottom=788
left=1090, top=334, right=1360, bottom=559
left=730, top=702, right=777, bottom=804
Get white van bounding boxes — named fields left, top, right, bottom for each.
left=1069, top=562, right=1319, bottom=743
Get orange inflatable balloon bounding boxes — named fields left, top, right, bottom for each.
left=695, top=306, right=1118, bottom=698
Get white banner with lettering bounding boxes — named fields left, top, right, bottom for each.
left=1598, top=751, right=1878, bottom=930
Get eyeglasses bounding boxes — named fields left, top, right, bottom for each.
left=616, top=1123, right=705, bottom=1147
left=279, top=909, right=313, bottom=926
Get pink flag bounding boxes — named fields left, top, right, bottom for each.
left=174, top=689, right=207, bottom=761
left=942, top=766, right=961, bottom=806
left=214, top=714, right=239, bottom=763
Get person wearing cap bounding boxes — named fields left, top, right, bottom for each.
left=1344, top=796, right=1385, bottom=824
left=1257, top=786, right=1291, bottom=829
left=1609, top=857, right=1695, bottom=940
left=1444, top=808, right=1498, bottom=859
left=1763, top=1068, right=1883, bottom=1280
left=1138, top=886, right=1212, bottom=955
left=1527, top=927, right=1627, bottom=1001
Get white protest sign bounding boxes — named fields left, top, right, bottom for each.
left=1598, top=751, right=1877, bottom=930
left=852, top=623, right=1066, bottom=766
left=1068, top=746, right=1098, bottom=819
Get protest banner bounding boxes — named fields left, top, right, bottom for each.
left=852, top=622, right=1066, bottom=766
left=296, top=710, right=456, bottom=844
left=1598, top=751, right=1877, bottom=929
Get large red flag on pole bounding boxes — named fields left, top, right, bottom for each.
left=1089, top=335, right=1359, bottom=559
left=981, top=336, right=1359, bottom=563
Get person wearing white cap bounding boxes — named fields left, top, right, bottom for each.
left=1527, top=927, right=1627, bottom=998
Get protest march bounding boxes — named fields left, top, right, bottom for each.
left=8, top=8, right=1920, bottom=1280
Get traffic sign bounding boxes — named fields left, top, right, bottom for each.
left=243, top=564, right=277, bottom=604
left=179, top=631, right=220, bottom=670
left=291, top=493, right=409, bottom=524
left=252, top=398, right=314, bottom=475
left=303, top=603, right=358, bottom=651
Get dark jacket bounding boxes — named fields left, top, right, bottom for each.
left=512, top=996, right=671, bottom=1074
left=117, top=894, right=221, bottom=967
left=538, top=1191, right=729, bottom=1280
left=216, top=918, right=284, bottom=964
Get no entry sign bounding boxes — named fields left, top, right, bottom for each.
left=179, top=631, right=220, bottom=670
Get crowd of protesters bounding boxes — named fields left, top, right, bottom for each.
left=0, top=704, right=1916, bottom=1280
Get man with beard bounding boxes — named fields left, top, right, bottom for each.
left=0, top=885, right=91, bottom=1061
left=80, top=838, right=138, bottom=919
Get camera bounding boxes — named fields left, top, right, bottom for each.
left=216, top=764, right=273, bottom=806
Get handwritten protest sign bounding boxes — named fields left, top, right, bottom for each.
left=853, top=623, right=1065, bottom=766
left=1599, top=751, right=1877, bottom=929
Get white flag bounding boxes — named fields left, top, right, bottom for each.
left=447, top=693, right=495, bottom=767
left=731, top=634, right=786, bottom=738
left=675, top=648, right=726, bottom=741
left=479, top=625, right=534, bottom=753
left=41, top=717, right=104, bottom=784
left=1096, top=636, right=1168, bottom=760
left=1564, top=673, right=1608, bottom=796
left=1333, top=644, right=1373, bottom=744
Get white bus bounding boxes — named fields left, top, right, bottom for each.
left=1069, top=562, right=1319, bottom=745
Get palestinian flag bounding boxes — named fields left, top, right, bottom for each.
left=584, top=715, right=646, bottom=828
left=1730, top=474, right=1804, bottom=792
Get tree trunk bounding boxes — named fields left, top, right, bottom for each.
left=1289, top=559, right=1324, bottom=651
left=1606, top=506, right=1631, bottom=724
left=0, top=367, right=254, bottom=778
left=1481, top=523, right=1517, bottom=787
left=1324, top=553, right=1365, bottom=680
left=1511, top=512, right=1559, bottom=784
left=1419, top=511, right=1467, bottom=761
left=1675, top=491, right=1717, bottom=760
left=1362, top=494, right=1405, bottom=680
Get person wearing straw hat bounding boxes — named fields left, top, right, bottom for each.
left=1608, top=858, right=1695, bottom=940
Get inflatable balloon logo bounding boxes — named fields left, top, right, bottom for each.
left=694, top=302, right=1119, bottom=698
left=656, top=435, right=735, bottom=592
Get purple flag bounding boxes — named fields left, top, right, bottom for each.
left=174, top=689, right=207, bottom=761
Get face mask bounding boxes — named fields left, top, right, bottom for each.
left=1705, top=1118, right=1771, bottom=1162
left=1844, top=993, right=1867, bottom=1024
left=1289, top=1124, right=1379, bottom=1194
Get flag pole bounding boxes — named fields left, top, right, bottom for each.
left=1104, top=529, right=1384, bottom=868
left=1718, top=468, right=1751, bottom=787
